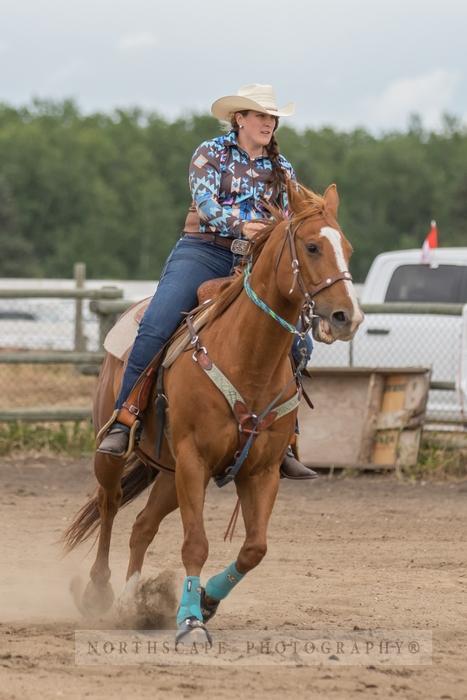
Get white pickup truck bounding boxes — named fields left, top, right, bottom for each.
left=310, top=247, right=467, bottom=426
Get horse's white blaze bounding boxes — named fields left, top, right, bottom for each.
left=319, top=226, right=360, bottom=318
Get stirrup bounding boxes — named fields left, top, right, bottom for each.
left=95, top=409, right=119, bottom=446
left=96, top=410, right=141, bottom=460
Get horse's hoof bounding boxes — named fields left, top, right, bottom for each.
left=81, top=579, right=115, bottom=618
left=175, top=617, right=212, bottom=648
left=115, top=572, right=141, bottom=623
left=200, top=587, right=220, bottom=623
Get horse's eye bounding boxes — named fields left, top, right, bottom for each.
left=307, top=243, right=319, bottom=254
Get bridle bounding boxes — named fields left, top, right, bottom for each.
left=243, top=218, right=353, bottom=339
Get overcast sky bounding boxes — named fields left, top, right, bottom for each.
left=1, top=0, right=466, bottom=132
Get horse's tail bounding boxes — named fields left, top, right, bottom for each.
left=62, top=458, right=158, bottom=553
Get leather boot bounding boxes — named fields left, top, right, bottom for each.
left=97, top=424, right=130, bottom=457
left=280, top=447, right=319, bottom=480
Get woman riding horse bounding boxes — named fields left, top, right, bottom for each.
left=65, top=179, right=363, bottom=646
left=98, top=83, right=315, bottom=479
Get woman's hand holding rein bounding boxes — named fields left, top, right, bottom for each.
left=242, top=221, right=269, bottom=239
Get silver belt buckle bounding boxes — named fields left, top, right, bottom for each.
left=230, top=238, right=251, bottom=256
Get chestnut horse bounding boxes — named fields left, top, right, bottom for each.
left=64, top=183, right=363, bottom=645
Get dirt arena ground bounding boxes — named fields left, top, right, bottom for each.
left=0, top=455, right=466, bottom=699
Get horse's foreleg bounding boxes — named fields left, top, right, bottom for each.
left=236, top=468, right=279, bottom=572
left=81, top=453, right=124, bottom=615
left=116, top=470, right=178, bottom=615
left=174, top=439, right=211, bottom=645
left=202, top=467, right=280, bottom=619
left=126, top=470, right=178, bottom=581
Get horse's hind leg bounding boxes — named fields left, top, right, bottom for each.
left=81, top=453, right=125, bottom=616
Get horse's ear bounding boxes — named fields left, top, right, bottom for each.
left=287, top=180, right=308, bottom=215
left=324, top=184, right=339, bottom=218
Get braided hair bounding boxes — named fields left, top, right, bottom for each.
left=230, top=111, right=287, bottom=206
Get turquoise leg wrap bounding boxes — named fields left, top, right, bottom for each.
left=205, top=561, right=245, bottom=601
left=176, top=576, right=203, bottom=625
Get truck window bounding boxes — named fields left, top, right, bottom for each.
left=385, top=264, right=467, bottom=303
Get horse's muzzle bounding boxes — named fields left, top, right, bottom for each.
left=312, top=308, right=364, bottom=344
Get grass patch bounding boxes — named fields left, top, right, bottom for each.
left=401, top=432, right=467, bottom=480
left=1, top=422, right=465, bottom=482
left=0, top=420, right=95, bottom=456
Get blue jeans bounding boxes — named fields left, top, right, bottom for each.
left=116, top=235, right=313, bottom=408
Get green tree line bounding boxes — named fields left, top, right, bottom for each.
left=1, top=100, right=466, bottom=282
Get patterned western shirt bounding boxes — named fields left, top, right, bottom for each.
left=184, top=130, right=296, bottom=238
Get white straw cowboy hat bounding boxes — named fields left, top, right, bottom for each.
left=211, top=84, right=295, bottom=122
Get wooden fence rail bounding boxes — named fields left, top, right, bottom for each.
left=0, top=352, right=105, bottom=364
left=0, top=297, right=464, bottom=424
left=0, top=287, right=124, bottom=300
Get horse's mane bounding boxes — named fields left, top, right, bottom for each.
left=204, top=215, right=282, bottom=326
left=291, top=185, right=326, bottom=222
left=205, top=185, right=326, bottom=326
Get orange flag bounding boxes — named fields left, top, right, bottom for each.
left=421, top=220, right=438, bottom=263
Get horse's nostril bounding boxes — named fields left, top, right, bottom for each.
left=332, top=310, right=348, bottom=325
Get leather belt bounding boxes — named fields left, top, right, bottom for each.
left=182, top=232, right=252, bottom=256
